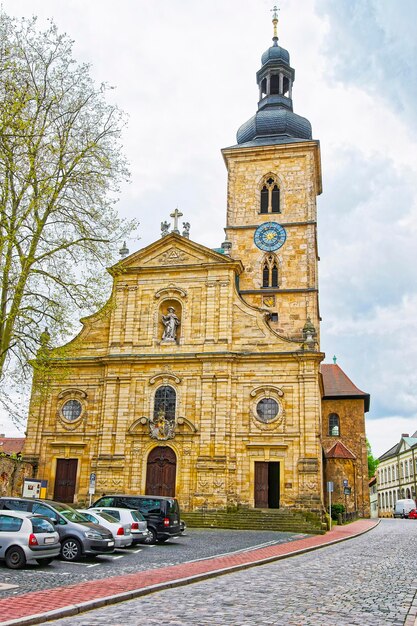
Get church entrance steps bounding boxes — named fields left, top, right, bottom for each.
left=182, top=508, right=325, bottom=534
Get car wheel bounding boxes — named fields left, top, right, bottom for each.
left=61, top=538, right=82, bottom=561
left=143, top=528, right=157, bottom=545
left=5, top=546, right=26, bottom=569
left=35, top=557, right=55, bottom=566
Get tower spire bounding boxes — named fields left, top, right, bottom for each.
left=235, top=5, right=313, bottom=146
left=271, top=5, right=279, bottom=44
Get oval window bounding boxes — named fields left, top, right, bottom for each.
left=62, top=399, right=82, bottom=421
left=256, top=398, right=279, bottom=423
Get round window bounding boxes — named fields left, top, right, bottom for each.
left=62, top=399, right=82, bottom=421
left=256, top=398, right=279, bottom=423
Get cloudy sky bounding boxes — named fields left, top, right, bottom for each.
left=1, top=0, right=416, bottom=459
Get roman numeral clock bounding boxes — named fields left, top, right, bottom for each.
left=254, top=222, right=287, bottom=251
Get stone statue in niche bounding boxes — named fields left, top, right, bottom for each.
left=161, top=306, right=180, bottom=342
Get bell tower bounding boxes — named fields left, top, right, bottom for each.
left=222, top=9, right=322, bottom=340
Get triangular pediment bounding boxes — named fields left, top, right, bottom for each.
left=110, top=233, right=238, bottom=273
left=325, top=441, right=356, bottom=460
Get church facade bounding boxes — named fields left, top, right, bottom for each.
left=24, top=17, right=370, bottom=518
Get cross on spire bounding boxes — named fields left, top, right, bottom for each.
left=271, top=5, right=280, bottom=40
left=170, top=207, right=183, bottom=234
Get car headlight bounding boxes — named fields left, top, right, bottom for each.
left=84, top=530, right=103, bottom=539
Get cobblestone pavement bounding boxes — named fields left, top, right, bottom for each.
left=0, top=529, right=306, bottom=598
left=48, top=520, right=417, bottom=626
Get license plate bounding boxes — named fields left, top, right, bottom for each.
left=108, top=541, right=114, bottom=546
left=44, top=536, right=55, bottom=544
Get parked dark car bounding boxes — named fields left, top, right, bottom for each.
left=0, top=497, right=115, bottom=561
left=91, top=495, right=181, bottom=544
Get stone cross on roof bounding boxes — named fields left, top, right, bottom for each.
left=170, top=208, right=183, bottom=234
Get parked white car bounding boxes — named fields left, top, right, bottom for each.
left=89, top=507, right=149, bottom=544
left=0, top=511, right=60, bottom=569
left=77, top=509, right=133, bottom=548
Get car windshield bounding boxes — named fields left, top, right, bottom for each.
left=96, top=511, right=119, bottom=523
left=45, top=501, right=78, bottom=514
left=61, top=510, right=91, bottom=523
left=32, top=517, right=55, bottom=533
left=131, top=510, right=145, bottom=522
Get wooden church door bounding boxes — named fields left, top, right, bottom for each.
left=254, top=461, right=280, bottom=508
left=53, top=458, right=78, bottom=503
left=145, top=447, right=176, bottom=496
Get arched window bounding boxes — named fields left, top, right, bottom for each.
left=260, top=176, right=280, bottom=214
left=262, top=254, right=279, bottom=288
left=328, top=413, right=340, bottom=436
left=153, top=386, right=176, bottom=422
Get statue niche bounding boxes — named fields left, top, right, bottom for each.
left=159, top=300, right=182, bottom=343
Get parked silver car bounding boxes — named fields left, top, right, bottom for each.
left=0, top=511, right=60, bottom=569
left=0, top=498, right=115, bottom=561
left=77, top=509, right=133, bottom=548
left=89, top=507, right=149, bottom=544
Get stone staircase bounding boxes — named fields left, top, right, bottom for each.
left=182, top=507, right=326, bottom=535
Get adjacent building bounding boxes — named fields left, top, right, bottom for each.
left=377, top=433, right=417, bottom=517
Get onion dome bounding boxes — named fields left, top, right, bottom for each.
left=236, top=10, right=312, bottom=145
left=261, top=43, right=290, bottom=66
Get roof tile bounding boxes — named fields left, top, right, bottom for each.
left=321, top=364, right=370, bottom=412
left=325, top=441, right=356, bottom=460
left=0, top=438, right=25, bottom=455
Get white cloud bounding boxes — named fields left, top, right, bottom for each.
left=366, top=415, right=417, bottom=459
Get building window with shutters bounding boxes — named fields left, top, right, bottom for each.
left=260, top=176, right=280, bottom=214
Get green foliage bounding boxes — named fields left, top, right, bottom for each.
left=367, top=439, right=379, bottom=478
left=0, top=451, right=22, bottom=462
left=0, top=12, right=138, bottom=415
left=328, top=503, right=345, bottom=520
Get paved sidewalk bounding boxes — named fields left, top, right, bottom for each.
left=1, top=519, right=378, bottom=626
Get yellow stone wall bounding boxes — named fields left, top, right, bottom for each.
left=24, top=139, right=327, bottom=513
left=25, top=237, right=324, bottom=511
left=222, top=141, right=321, bottom=340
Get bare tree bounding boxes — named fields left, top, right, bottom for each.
left=0, top=13, right=136, bottom=394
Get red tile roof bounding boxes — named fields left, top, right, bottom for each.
left=321, top=364, right=370, bottom=412
left=325, top=441, right=356, bottom=460
left=0, top=438, right=25, bottom=455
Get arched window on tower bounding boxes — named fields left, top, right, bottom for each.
left=328, top=413, right=340, bottom=436
left=260, top=176, right=280, bottom=214
left=154, top=386, right=176, bottom=422
left=262, top=254, right=279, bottom=288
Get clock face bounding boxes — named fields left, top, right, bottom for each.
left=254, top=222, right=287, bottom=251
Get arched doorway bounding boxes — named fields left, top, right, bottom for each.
left=145, top=446, right=176, bottom=496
